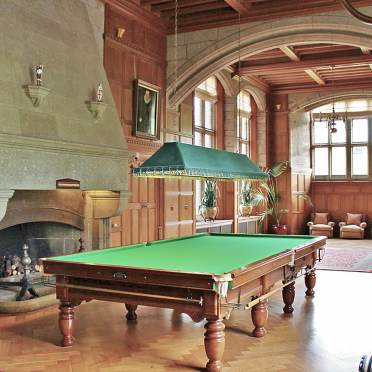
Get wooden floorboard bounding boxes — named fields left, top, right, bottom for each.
left=0, top=270, right=371, bottom=371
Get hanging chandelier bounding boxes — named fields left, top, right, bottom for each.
left=319, top=66, right=346, bottom=134
left=320, top=102, right=346, bottom=134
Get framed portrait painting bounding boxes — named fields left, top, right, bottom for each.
left=133, top=80, right=159, bottom=139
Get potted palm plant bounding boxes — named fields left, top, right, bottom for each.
left=239, top=181, right=255, bottom=217
left=253, top=161, right=289, bottom=234
left=199, top=180, right=218, bottom=221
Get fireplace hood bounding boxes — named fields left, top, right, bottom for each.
left=0, top=0, right=131, bottom=221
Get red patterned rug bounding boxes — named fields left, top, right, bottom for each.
left=317, top=239, right=372, bottom=273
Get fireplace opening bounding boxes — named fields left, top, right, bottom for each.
left=0, top=222, right=81, bottom=271
left=0, top=222, right=82, bottom=302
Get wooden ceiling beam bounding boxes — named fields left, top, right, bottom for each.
left=224, top=0, right=252, bottom=15
left=141, top=0, right=169, bottom=5
left=237, top=54, right=372, bottom=75
left=271, top=78, right=372, bottom=94
left=167, top=0, right=371, bottom=34
left=161, top=2, right=228, bottom=18
left=154, top=0, right=217, bottom=12
left=169, top=9, right=238, bottom=27
left=305, top=69, right=326, bottom=85
left=279, top=46, right=300, bottom=62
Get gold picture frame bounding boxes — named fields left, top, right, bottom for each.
left=133, top=80, right=159, bottom=140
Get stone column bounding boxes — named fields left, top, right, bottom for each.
left=224, top=96, right=238, bottom=153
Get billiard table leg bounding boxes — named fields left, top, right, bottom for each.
left=204, top=319, right=225, bottom=372
left=282, top=282, right=295, bottom=314
left=251, top=300, right=268, bottom=338
left=59, top=301, right=76, bottom=347
left=305, top=269, right=316, bottom=297
left=125, top=304, right=138, bottom=320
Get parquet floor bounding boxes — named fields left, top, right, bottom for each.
left=0, top=270, right=371, bottom=372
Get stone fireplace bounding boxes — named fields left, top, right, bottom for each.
left=0, top=0, right=132, bottom=305
left=0, top=0, right=131, bottom=247
left=0, top=190, right=84, bottom=280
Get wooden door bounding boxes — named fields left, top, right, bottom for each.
left=111, top=173, right=158, bottom=246
left=163, top=178, right=194, bottom=239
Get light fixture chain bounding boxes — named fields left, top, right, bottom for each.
left=174, top=0, right=178, bottom=102
left=237, top=12, right=241, bottom=152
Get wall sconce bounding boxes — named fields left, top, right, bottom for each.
left=23, top=64, right=50, bottom=107
left=275, top=104, right=282, bottom=111
left=86, top=83, right=107, bottom=121
left=116, top=27, right=125, bottom=39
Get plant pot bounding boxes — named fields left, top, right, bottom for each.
left=271, top=224, right=288, bottom=234
left=200, top=206, right=218, bottom=221
left=239, top=204, right=253, bottom=217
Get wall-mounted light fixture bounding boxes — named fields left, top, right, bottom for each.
left=116, top=27, right=125, bottom=39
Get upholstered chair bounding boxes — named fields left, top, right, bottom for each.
left=307, top=212, right=335, bottom=238
left=339, top=213, right=367, bottom=239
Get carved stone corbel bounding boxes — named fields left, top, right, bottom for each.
left=0, top=190, right=15, bottom=222
left=23, top=85, right=50, bottom=107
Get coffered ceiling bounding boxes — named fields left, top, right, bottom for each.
left=137, top=0, right=372, bottom=93
left=140, top=0, right=371, bottom=33
left=234, top=43, right=372, bottom=94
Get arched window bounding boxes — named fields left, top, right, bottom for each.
left=193, top=77, right=217, bottom=218
left=237, top=91, right=251, bottom=155
left=194, top=77, right=217, bottom=148
left=311, top=99, right=372, bottom=179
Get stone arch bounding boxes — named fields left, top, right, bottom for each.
left=291, top=91, right=372, bottom=112
left=214, top=70, right=235, bottom=97
left=240, top=82, right=266, bottom=112
left=167, top=14, right=372, bottom=107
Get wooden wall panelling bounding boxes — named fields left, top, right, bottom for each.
left=291, top=172, right=312, bottom=235
left=266, top=94, right=293, bottom=232
left=311, top=181, right=372, bottom=237
left=163, top=179, right=179, bottom=239
left=161, top=91, right=194, bottom=239
left=163, top=174, right=194, bottom=239
left=105, top=2, right=166, bottom=246
left=179, top=179, right=194, bottom=235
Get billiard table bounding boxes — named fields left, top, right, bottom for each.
left=42, top=233, right=326, bottom=372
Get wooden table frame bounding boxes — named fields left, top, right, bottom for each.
left=42, top=235, right=326, bottom=372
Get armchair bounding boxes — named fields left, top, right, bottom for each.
left=339, top=213, right=367, bottom=239
left=307, top=212, right=335, bottom=238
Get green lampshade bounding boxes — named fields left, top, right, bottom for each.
left=132, top=142, right=268, bottom=181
